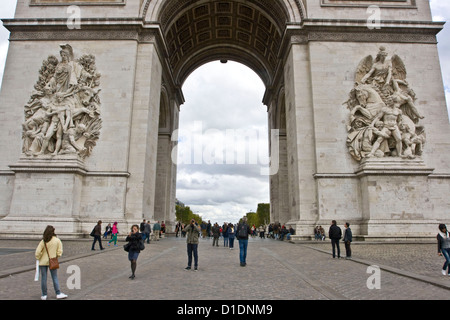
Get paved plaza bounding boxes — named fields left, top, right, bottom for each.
left=0, top=236, right=449, bottom=301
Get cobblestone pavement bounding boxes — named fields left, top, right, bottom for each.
left=0, top=236, right=449, bottom=300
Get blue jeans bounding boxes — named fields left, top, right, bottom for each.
left=187, top=243, right=198, bottom=267
left=229, top=237, right=235, bottom=248
left=40, top=266, right=61, bottom=296
left=238, top=239, right=248, bottom=264
left=223, top=236, right=229, bottom=247
left=442, top=248, right=450, bottom=271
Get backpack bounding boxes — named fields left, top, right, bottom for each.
left=237, top=224, right=248, bottom=238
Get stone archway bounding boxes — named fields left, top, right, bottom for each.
left=0, top=0, right=449, bottom=239
left=150, top=0, right=299, bottom=231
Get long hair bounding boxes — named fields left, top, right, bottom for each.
left=43, top=225, right=56, bottom=243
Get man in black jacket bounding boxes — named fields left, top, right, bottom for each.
left=328, top=220, right=342, bottom=259
left=343, top=222, right=353, bottom=259
left=236, top=217, right=252, bottom=266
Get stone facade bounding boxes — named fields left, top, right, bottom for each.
left=0, top=0, right=449, bottom=239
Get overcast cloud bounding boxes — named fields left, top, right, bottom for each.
left=0, top=0, right=449, bottom=224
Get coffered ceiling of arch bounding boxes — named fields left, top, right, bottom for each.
left=159, top=0, right=289, bottom=87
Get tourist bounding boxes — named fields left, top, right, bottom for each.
left=212, top=223, right=220, bottom=247
left=206, top=220, right=212, bottom=238
left=175, top=221, right=182, bottom=237
left=259, top=225, right=265, bottom=239
left=108, top=221, right=119, bottom=246
left=222, top=222, right=229, bottom=247
left=343, top=222, right=352, bottom=259
left=126, top=224, right=143, bottom=280
left=236, top=217, right=252, bottom=266
left=161, top=221, right=166, bottom=235
left=200, top=221, right=207, bottom=238
left=103, top=223, right=112, bottom=239
left=152, top=221, right=161, bottom=241
left=140, top=219, right=147, bottom=242
left=91, top=220, right=104, bottom=251
left=437, top=224, right=450, bottom=275
left=228, top=223, right=235, bottom=249
left=319, top=226, right=326, bottom=241
left=183, top=219, right=200, bottom=271
left=329, top=220, right=342, bottom=259
left=35, top=225, right=67, bottom=300
left=144, top=221, right=151, bottom=244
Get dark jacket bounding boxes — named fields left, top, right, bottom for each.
left=236, top=223, right=251, bottom=240
left=329, top=224, right=342, bottom=240
left=126, top=232, right=143, bottom=252
left=344, top=227, right=352, bottom=242
left=93, top=224, right=102, bottom=236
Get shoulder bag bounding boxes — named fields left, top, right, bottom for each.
left=44, top=241, right=59, bottom=270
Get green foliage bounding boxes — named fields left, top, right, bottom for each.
left=175, top=205, right=203, bottom=225
left=245, top=203, right=270, bottom=226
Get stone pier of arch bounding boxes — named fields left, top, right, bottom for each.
left=0, top=0, right=449, bottom=240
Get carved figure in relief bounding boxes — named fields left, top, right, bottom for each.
left=22, top=44, right=102, bottom=158
left=345, top=47, right=425, bottom=161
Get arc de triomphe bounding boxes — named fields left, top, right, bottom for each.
left=0, top=0, right=449, bottom=239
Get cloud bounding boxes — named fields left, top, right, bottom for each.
left=177, top=61, right=269, bottom=222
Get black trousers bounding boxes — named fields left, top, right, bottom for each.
left=331, top=238, right=340, bottom=258
left=345, top=241, right=352, bottom=257
left=92, top=235, right=103, bottom=250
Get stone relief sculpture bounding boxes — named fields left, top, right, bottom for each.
left=22, top=44, right=102, bottom=159
left=345, top=47, right=425, bottom=161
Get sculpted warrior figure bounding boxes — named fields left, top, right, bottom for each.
left=22, top=44, right=102, bottom=158
left=345, top=47, right=425, bottom=161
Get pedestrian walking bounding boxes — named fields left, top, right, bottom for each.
left=152, top=221, right=161, bottom=241
left=108, top=221, right=119, bottom=246
left=91, top=220, right=104, bottom=251
left=103, top=223, right=112, bottom=239
left=212, top=223, right=220, bottom=247
left=35, top=225, right=68, bottom=300
left=236, top=217, right=252, bottom=266
left=140, top=219, right=147, bottom=242
left=125, top=225, right=143, bottom=280
left=183, top=219, right=200, bottom=271
left=437, top=224, right=450, bottom=275
left=144, top=221, right=151, bottom=244
left=228, top=223, right=235, bottom=249
left=329, top=220, right=342, bottom=259
left=343, top=222, right=352, bottom=259
left=222, top=222, right=229, bottom=247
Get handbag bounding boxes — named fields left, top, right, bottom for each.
left=44, top=242, right=59, bottom=270
left=139, top=238, right=145, bottom=251
left=123, top=242, right=131, bottom=252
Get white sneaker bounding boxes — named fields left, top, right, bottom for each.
left=41, top=295, right=47, bottom=300
left=442, top=269, right=447, bottom=276
left=56, top=293, right=68, bottom=299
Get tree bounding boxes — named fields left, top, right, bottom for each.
left=175, top=205, right=203, bottom=225
left=256, top=203, right=270, bottom=226
left=245, top=203, right=270, bottom=227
